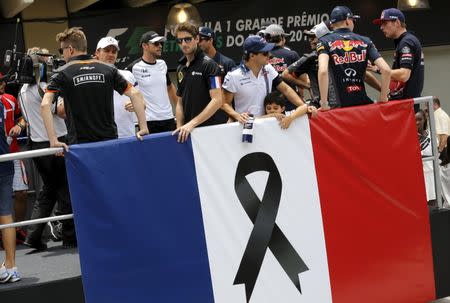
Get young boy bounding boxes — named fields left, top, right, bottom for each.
left=263, top=91, right=287, bottom=119
left=263, top=91, right=317, bottom=128
left=0, top=101, right=20, bottom=283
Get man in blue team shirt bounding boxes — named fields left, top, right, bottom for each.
left=372, top=8, right=424, bottom=112
left=317, top=6, right=391, bottom=110
left=0, top=101, right=21, bottom=283
left=198, top=26, right=236, bottom=77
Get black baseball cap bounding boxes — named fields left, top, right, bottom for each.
left=140, top=31, right=167, bottom=45
left=199, top=27, right=215, bottom=39
left=330, top=6, right=360, bottom=24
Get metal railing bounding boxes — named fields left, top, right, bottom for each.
left=0, top=97, right=446, bottom=230
left=0, top=147, right=70, bottom=231
left=415, top=96, right=444, bottom=209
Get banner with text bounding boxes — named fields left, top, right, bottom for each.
left=70, top=0, right=449, bottom=70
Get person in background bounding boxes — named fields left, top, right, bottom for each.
left=416, top=109, right=435, bottom=205
left=20, top=47, right=70, bottom=250
left=96, top=37, right=138, bottom=138
left=263, top=24, right=300, bottom=110
left=198, top=26, right=236, bottom=76
left=432, top=97, right=449, bottom=162
left=0, top=100, right=21, bottom=283
left=0, top=74, right=28, bottom=244
left=126, top=31, right=177, bottom=134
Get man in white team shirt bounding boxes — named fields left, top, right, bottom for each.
left=95, top=37, right=137, bottom=138
left=125, top=31, right=177, bottom=133
left=19, top=47, right=75, bottom=250
left=222, top=35, right=305, bottom=123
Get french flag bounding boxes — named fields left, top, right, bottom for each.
left=209, top=75, right=222, bottom=89
left=65, top=100, right=436, bottom=303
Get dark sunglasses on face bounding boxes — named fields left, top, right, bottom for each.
left=58, top=45, right=71, bottom=54
left=176, top=36, right=194, bottom=44
left=152, top=42, right=163, bottom=47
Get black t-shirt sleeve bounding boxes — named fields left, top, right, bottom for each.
left=113, top=68, right=130, bottom=95
left=203, top=59, right=221, bottom=90
left=166, top=72, right=172, bottom=86
left=288, top=54, right=315, bottom=77
left=367, top=40, right=381, bottom=62
left=291, top=50, right=301, bottom=62
left=46, top=72, right=64, bottom=93
left=224, top=58, right=237, bottom=74
left=316, top=39, right=329, bottom=55
left=272, top=75, right=283, bottom=87
left=398, top=39, right=416, bottom=69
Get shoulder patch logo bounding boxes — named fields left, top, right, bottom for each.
left=401, top=46, right=411, bottom=54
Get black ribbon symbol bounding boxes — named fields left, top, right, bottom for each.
left=233, top=152, right=309, bottom=302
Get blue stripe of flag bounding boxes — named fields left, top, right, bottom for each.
left=65, top=133, right=215, bottom=303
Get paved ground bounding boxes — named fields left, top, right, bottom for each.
left=0, top=241, right=80, bottom=291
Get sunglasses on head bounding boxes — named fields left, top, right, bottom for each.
left=175, top=36, right=194, bottom=44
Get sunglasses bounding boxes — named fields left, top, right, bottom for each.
left=175, top=36, right=194, bottom=44
left=58, top=45, right=71, bottom=55
left=152, top=42, right=164, bottom=47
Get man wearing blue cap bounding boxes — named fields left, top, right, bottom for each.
left=198, top=27, right=236, bottom=76
left=317, top=6, right=391, bottom=110
left=373, top=8, right=424, bottom=111
left=222, top=35, right=305, bottom=124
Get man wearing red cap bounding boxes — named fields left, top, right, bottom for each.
left=372, top=8, right=424, bottom=112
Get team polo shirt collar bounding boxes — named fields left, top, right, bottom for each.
left=68, top=54, right=92, bottom=62
left=394, top=31, right=408, bottom=47
left=178, top=47, right=204, bottom=65
left=334, top=28, right=352, bottom=34
left=239, top=61, right=250, bottom=73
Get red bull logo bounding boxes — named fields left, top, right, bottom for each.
left=329, top=40, right=368, bottom=51
left=331, top=50, right=367, bottom=65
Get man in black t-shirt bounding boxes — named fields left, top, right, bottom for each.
left=282, top=22, right=339, bottom=108
left=317, top=6, right=391, bottom=110
left=173, top=22, right=224, bottom=143
left=42, top=27, right=148, bottom=149
left=372, top=8, right=424, bottom=111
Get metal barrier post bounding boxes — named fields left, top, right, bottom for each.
left=414, top=96, right=444, bottom=209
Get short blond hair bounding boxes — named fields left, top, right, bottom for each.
left=56, top=27, right=87, bottom=52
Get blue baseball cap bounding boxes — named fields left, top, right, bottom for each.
left=330, top=6, right=360, bottom=24
left=243, top=35, right=275, bottom=54
left=373, top=8, right=405, bottom=25
left=199, top=26, right=215, bottom=39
